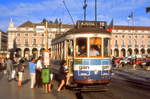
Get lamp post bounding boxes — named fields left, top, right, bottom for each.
left=45, top=21, right=48, bottom=50
left=43, top=21, right=50, bottom=66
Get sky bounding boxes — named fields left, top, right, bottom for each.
left=0, top=0, right=150, bottom=31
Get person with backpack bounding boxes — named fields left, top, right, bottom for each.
left=17, top=59, right=25, bottom=87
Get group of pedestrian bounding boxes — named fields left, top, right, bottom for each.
left=1, top=53, right=70, bottom=93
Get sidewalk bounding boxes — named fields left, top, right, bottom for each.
left=0, top=69, right=76, bottom=99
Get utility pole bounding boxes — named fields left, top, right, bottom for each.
left=83, top=0, right=87, bottom=21
left=95, top=0, right=97, bottom=22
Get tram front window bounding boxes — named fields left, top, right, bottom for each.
left=104, top=38, right=110, bottom=57
left=76, top=38, right=87, bottom=57
left=90, top=37, right=101, bottom=57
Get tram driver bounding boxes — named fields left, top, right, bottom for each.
left=78, top=45, right=87, bottom=56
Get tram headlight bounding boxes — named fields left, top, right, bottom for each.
left=102, top=66, right=110, bottom=70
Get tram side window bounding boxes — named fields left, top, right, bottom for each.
left=104, top=38, right=110, bottom=57
left=68, top=40, right=74, bottom=56
left=90, top=37, right=101, bottom=57
left=76, top=38, right=87, bottom=57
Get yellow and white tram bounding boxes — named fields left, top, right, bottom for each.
left=51, top=21, right=112, bottom=90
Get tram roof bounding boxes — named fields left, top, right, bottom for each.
left=66, top=27, right=110, bottom=34
left=55, top=27, right=111, bottom=39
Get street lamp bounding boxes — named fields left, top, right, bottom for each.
left=146, top=7, right=150, bottom=13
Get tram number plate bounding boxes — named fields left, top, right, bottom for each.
left=79, top=66, right=89, bottom=70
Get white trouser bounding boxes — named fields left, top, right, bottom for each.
left=30, top=73, right=36, bottom=88
left=11, top=70, right=16, bottom=79
left=50, top=73, right=53, bottom=81
left=18, top=72, right=23, bottom=81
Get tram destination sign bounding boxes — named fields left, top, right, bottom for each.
left=77, top=20, right=107, bottom=29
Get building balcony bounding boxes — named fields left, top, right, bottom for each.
left=40, top=44, right=45, bottom=47
left=128, top=45, right=132, bottom=47
left=17, top=44, right=21, bottom=47
left=121, top=45, right=126, bottom=48
left=32, top=44, right=37, bottom=47
left=141, top=45, right=145, bottom=48
left=147, top=45, right=150, bottom=48
left=25, top=44, right=29, bottom=47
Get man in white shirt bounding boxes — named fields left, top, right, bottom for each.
left=90, top=46, right=100, bottom=56
left=36, top=56, right=43, bottom=69
left=35, top=56, right=43, bottom=88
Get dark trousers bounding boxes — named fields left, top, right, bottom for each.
left=35, top=69, right=42, bottom=88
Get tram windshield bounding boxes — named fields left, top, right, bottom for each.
left=104, top=38, right=110, bottom=57
left=76, top=38, right=87, bottom=57
left=90, top=37, right=101, bottom=57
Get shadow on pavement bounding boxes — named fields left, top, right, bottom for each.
left=75, top=92, right=83, bottom=99
left=22, top=79, right=30, bottom=85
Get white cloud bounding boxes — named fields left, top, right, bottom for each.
left=0, top=0, right=150, bottom=31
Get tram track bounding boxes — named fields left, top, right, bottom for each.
left=114, top=72, right=150, bottom=90
left=73, top=76, right=150, bottom=99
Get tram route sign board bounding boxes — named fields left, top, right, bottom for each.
left=76, top=20, right=107, bottom=29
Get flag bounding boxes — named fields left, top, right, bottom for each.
left=146, top=7, right=150, bottom=13
left=107, top=18, right=114, bottom=32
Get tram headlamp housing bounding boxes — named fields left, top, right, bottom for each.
left=102, top=66, right=110, bottom=70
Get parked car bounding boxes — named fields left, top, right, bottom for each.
left=140, top=60, right=150, bottom=66
left=114, top=57, right=123, bottom=63
left=133, top=58, right=145, bottom=65
left=120, top=58, right=129, bottom=65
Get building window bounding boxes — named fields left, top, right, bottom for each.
left=115, top=35, right=118, bottom=38
left=17, top=38, right=20, bottom=42
left=122, top=40, right=125, bottom=45
left=122, top=35, right=125, bottom=38
left=33, top=39, right=36, bottom=45
left=33, top=33, right=36, bottom=36
left=135, top=40, right=138, bottom=45
left=17, top=33, right=20, bottom=36
left=128, top=40, right=131, bottom=45
left=135, top=35, right=137, bottom=38
left=148, top=36, right=150, bottom=38
left=25, top=33, right=28, bottom=36
left=141, top=40, right=144, bottom=45
left=148, top=40, right=150, bottom=45
left=129, top=36, right=131, bottom=38
left=25, top=39, right=28, bottom=45
left=115, top=40, right=118, bottom=45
